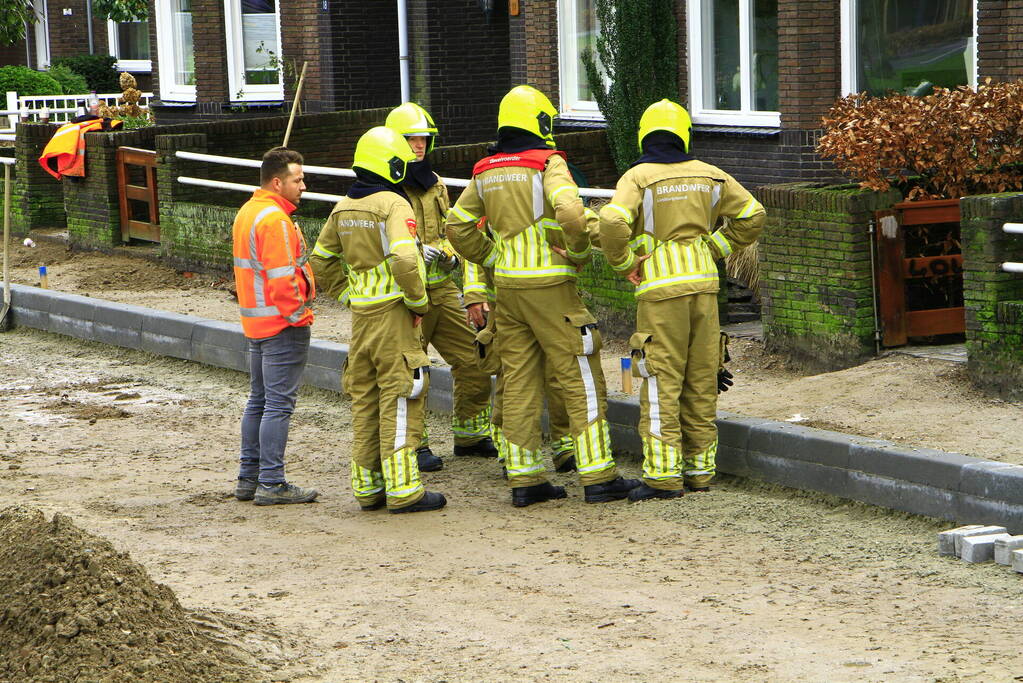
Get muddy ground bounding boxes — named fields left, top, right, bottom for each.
left=8, top=233, right=1023, bottom=464
left=2, top=328, right=1023, bottom=682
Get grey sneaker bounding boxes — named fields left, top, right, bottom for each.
left=234, top=477, right=258, bottom=501
left=253, top=482, right=319, bottom=506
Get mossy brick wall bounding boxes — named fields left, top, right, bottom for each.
left=960, top=193, right=1023, bottom=400
left=757, top=182, right=902, bottom=370
left=13, top=123, right=65, bottom=235
left=64, top=129, right=159, bottom=249
left=52, top=108, right=387, bottom=250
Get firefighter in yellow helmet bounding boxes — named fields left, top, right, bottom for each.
left=447, top=85, right=640, bottom=506
left=384, top=103, right=497, bottom=473
left=599, top=99, right=765, bottom=500
left=310, top=126, right=447, bottom=513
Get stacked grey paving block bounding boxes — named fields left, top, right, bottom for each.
left=954, top=526, right=1007, bottom=557
left=9, top=282, right=1023, bottom=533
left=938, top=525, right=987, bottom=557
left=1013, top=550, right=1023, bottom=573
left=994, top=535, right=1023, bottom=565
left=960, top=533, right=1012, bottom=563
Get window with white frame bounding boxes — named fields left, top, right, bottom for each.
left=155, top=0, right=195, bottom=101
left=557, top=0, right=603, bottom=119
left=687, top=0, right=779, bottom=127
left=224, top=0, right=283, bottom=102
left=107, top=19, right=151, bottom=72
left=841, top=0, right=975, bottom=97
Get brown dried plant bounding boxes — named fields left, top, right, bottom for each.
left=817, top=79, right=1023, bottom=200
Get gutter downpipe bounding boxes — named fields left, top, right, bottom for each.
left=868, top=217, right=882, bottom=356
left=86, top=0, right=94, bottom=54
left=397, top=0, right=410, bottom=103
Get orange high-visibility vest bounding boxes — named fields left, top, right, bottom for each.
left=38, top=118, right=122, bottom=180
left=232, top=188, right=316, bottom=339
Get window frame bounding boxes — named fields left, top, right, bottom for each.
left=686, top=0, right=781, bottom=128
left=840, top=0, right=978, bottom=96
left=154, top=0, right=196, bottom=102
left=107, top=19, right=152, bottom=73
left=556, top=0, right=604, bottom=121
left=223, top=0, right=284, bottom=103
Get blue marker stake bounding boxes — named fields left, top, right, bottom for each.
left=38, top=265, right=49, bottom=289
left=620, top=356, right=632, bottom=394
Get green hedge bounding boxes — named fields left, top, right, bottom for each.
left=0, top=66, right=62, bottom=96
left=46, top=65, right=90, bottom=95
left=51, top=55, right=120, bottom=93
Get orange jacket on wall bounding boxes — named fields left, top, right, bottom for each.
left=38, top=118, right=122, bottom=180
left=232, top=188, right=316, bottom=339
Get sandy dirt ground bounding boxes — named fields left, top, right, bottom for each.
left=2, top=327, right=1022, bottom=682
left=8, top=234, right=1023, bottom=464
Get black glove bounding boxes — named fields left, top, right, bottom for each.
left=717, top=368, right=734, bottom=394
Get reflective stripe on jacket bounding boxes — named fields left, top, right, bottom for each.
left=308, top=191, right=429, bottom=315
left=446, top=150, right=590, bottom=289
left=38, top=118, right=122, bottom=180
left=599, top=159, right=766, bottom=301
left=231, top=189, right=315, bottom=339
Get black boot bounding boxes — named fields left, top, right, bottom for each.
left=583, top=476, right=642, bottom=503
left=511, top=482, right=567, bottom=508
left=390, top=491, right=447, bottom=514
left=685, top=484, right=711, bottom=493
left=628, top=482, right=684, bottom=502
left=416, top=446, right=443, bottom=472
left=454, top=437, right=499, bottom=458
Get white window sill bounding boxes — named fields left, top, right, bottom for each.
left=115, top=59, right=151, bottom=72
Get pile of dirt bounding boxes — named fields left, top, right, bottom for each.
left=0, top=506, right=264, bottom=683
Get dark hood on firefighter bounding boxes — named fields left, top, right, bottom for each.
left=631, top=130, right=695, bottom=167
left=404, top=158, right=439, bottom=192
left=348, top=168, right=411, bottom=204
left=488, top=127, right=552, bottom=155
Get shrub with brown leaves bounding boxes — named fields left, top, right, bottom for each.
left=817, top=79, right=1023, bottom=200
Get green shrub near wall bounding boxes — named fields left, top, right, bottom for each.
left=960, top=192, right=1023, bottom=400
left=757, top=182, right=902, bottom=370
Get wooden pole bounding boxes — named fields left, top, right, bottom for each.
left=282, top=62, right=308, bottom=149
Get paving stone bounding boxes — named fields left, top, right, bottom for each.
left=953, top=525, right=1008, bottom=557
left=938, top=525, right=985, bottom=557
left=1013, top=549, right=1023, bottom=574
left=960, top=533, right=1012, bottom=563
left=994, top=535, right=1023, bottom=565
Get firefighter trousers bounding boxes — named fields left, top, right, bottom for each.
left=419, top=279, right=493, bottom=447
left=632, top=292, right=719, bottom=490
left=494, top=282, right=617, bottom=487
left=344, top=302, right=432, bottom=510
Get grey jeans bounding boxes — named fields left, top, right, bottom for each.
left=238, top=325, right=311, bottom=484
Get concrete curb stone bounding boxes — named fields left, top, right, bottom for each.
left=8, top=283, right=1023, bottom=532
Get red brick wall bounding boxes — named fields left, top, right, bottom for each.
left=279, top=0, right=331, bottom=109
left=521, top=0, right=559, bottom=106
left=406, top=0, right=511, bottom=144
left=46, top=0, right=109, bottom=62
left=777, top=0, right=840, bottom=130
left=0, top=42, right=29, bottom=68
left=190, top=0, right=228, bottom=103
left=978, top=0, right=1023, bottom=82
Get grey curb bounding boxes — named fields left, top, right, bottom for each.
left=8, top=283, right=1023, bottom=532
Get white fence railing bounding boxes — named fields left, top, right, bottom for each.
left=174, top=150, right=617, bottom=199
left=1002, top=223, right=1023, bottom=273
left=3, top=90, right=154, bottom=133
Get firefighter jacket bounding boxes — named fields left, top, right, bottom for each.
left=231, top=189, right=316, bottom=339
left=38, top=117, right=123, bottom=180
left=405, top=176, right=456, bottom=289
left=309, top=191, right=429, bottom=315
left=599, top=159, right=766, bottom=301
left=446, top=149, right=590, bottom=289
